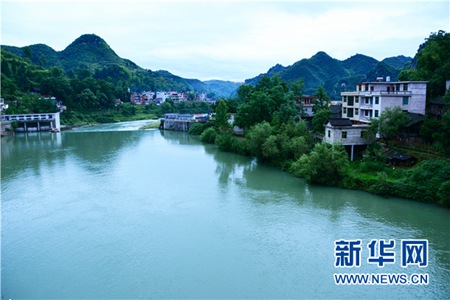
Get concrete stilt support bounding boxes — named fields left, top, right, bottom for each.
left=350, top=144, right=354, bottom=161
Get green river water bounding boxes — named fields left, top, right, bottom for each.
left=1, top=120, right=449, bottom=298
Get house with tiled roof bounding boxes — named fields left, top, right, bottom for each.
left=324, top=78, right=428, bottom=160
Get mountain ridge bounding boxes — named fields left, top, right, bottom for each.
left=1, top=34, right=235, bottom=98
left=245, top=51, right=412, bottom=98
left=2, top=33, right=412, bottom=99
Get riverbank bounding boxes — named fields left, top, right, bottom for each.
left=60, top=111, right=159, bottom=128
left=191, top=122, right=450, bottom=208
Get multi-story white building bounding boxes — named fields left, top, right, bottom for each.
left=340, top=79, right=427, bottom=123
left=324, top=79, right=427, bottom=160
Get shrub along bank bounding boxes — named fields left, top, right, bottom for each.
left=191, top=98, right=450, bottom=208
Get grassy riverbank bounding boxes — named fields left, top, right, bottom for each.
left=60, top=103, right=160, bottom=127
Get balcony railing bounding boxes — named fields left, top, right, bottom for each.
left=379, top=91, right=412, bottom=96
left=1, top=113, right=57, bottom=122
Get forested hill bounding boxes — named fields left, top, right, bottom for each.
left=1, top=34, right=237, bottom=98
left=245, top=51, right=412, bottom=98
left=2, top=33, right=412, bottom=100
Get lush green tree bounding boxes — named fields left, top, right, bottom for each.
left=262, top=135, right=282, bottom=162
left=312, top=86, right=331, bottom=113
left=420, top=117, right=441, bottom=143
left=40, top=75, right=73, bottom=102
left=246, top=121, right=273, bottom=160
left=290, top=142, right=349, bottom=185
left=234, top=76, right=298, bottom=129
left=394, top=160, right=450, bottom=206
left=369, top=106, right=409, bottom=145
left=287, top=136, right=311, bottom=162
left=200, top=127, right=218, bottom=143
left=214, top=99, right=230, bottom=131
left=76, top=88, right=98, bottom=109
left=234, top=91, right=273, bottom=129
left=290, top=79, right=305, bottom=97
left=311, top=108, right=331, bottom=134
left=161, top=101, right=174, bottom=114
left=399, top=30, right=450, bottom=98
left=271, top=93, right=298, bottom=126
left=432, top=111, right=450, bottom=155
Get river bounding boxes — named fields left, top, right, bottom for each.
left=1, top=120, right=449, bottom=299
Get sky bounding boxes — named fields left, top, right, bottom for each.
left=1, top=0, right=449, bottom=82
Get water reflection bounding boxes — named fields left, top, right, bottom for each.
left=2, top=125, right=449, bottom=299
left=2, top=133, right=64, bottom=180
left=194, top=132, right=450, bottom=277
left=63, top=131, right=143, bottom=166
left=159, top=130, right=203, bottom=146
left=1, top=130, right=145, bottom=180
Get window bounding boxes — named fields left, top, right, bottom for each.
left=355, top=97, right=359, bottom=103
left=348, top=96, right=354, bottom=106
left=343, top=107, right=347, bottom=114
left=364, top=110, right=373, bottom=118
left=343, top=96, right=347, bottom=102
left=342, top=131, right=347, bottom=139
left=355, top=108, right=359, bottom=115
left=403, top=83, right=408, bottom=91
left=375, top=110, right=379, bottom=118
left=348, top=108, right=353, bottom=118
left=375, top=97, right=379, bottom=105
left=396, top=84, right=401, bottom=91
left=328, top=130, right=331, bottom=138
left=403, top=97, right=409, bottom=105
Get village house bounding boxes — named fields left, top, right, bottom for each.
left=297, top=95, right=317, bottom=117
left=129, top=90, right=212, bottom=105
left=324, top=78, right=428, bottom=160
left=0, top=98, right=9, bottom=111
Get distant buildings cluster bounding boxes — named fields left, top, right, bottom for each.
left=130, top=91, right=214, bottom=105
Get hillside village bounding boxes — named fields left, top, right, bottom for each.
left=129, top=91, right=214, bottom=105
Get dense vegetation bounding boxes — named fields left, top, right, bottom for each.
left=399, top=30, right=450, bottom=98
left=189, top=31, right=450, bottom=208
left=1, top=34, right=236, bottom=99
left=0, top=34, right=217, bottom=125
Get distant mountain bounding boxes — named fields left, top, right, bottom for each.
left=2, top=34, right=413, bottom=100
left=245, top=52, right=412, bottom=99
left=342, top=54, right=378, bottom=75
left=2, top=43, right=62, bottom=69
left=203, top=80, right=243, bottom=98
left=382, top=55, right=412, bottom=69
left=59, top=34, right=128, bottom=71
left=1, top=34, right=237, bottom=98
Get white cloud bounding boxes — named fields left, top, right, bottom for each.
left=1, top=0, right=449, bottom=81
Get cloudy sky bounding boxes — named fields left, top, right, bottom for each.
left=1, top=0, right=449, bottom=81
